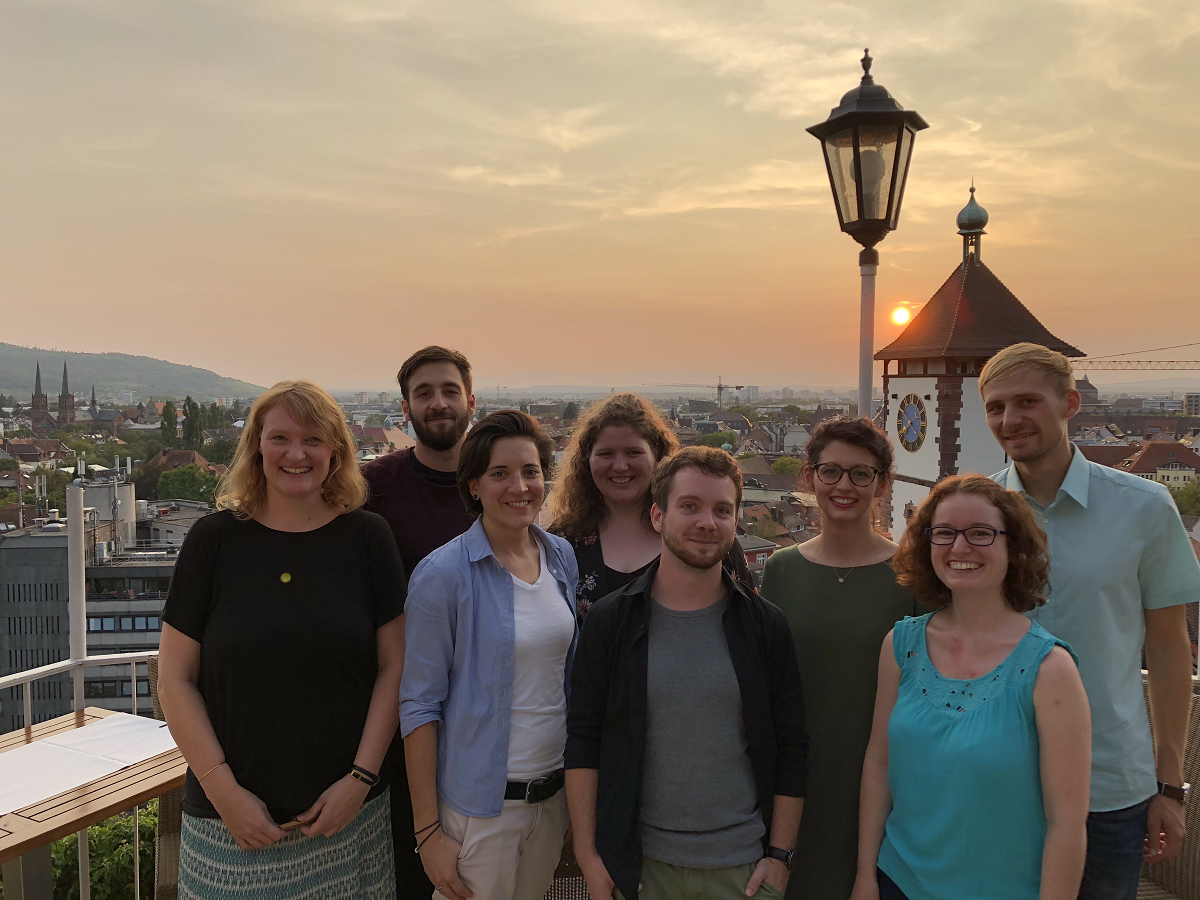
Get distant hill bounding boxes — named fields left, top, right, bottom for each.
left=0, top=343, right=264, bottom=402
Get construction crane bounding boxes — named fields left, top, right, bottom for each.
left=1073, top=361, right=1200, bottom=370
left=1072, top=341, right=1200, bottom=371
left=644, top=377, right=746, bottom=410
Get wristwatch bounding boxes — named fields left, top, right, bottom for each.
left=765, top=846, right=795, bottom=870
left=1157, top=782, right=1191, bottom=804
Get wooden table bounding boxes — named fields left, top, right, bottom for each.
left=0, top=707, right=186, bottom=864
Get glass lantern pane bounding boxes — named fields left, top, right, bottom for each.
left=823, top=129, right=857, bottom=224
left=855, top=124, right=900, bottom=220
left=890, top=126, right=915, bottom=229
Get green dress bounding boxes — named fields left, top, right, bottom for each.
left=760, top=547, right=920, bottom=900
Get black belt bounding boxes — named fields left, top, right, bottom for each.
left=504, top=768, right=565, bottom=804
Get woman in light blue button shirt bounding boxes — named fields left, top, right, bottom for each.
left=401, top=410, right=579, bottom=900
left=851, top=475, right=1091, bottom=900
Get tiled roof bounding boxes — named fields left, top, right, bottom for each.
left=875, top=260, right=1083, bottom=360
left=736, top=455, right=774, bottom=477
left=1116, top=442, right=1200, bottom=475
left=1076, top=444, right=1136, bottom=468
left=143, top=449, right=216, bottom=473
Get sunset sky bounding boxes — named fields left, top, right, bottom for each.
left=2, top=0, right=1197, bottom=391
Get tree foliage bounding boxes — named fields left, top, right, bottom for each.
left=157, top=464, right=219, bottom=502
left=204, top=438, right=239, bottom=467
left=751, top=518, right=778, bottom=542
left=563, top=402, right=578, bottom=420
left=772, top=457, right=802, bottom=476
left=1170, top=479, right=1200, bottom=517
left=700, top=430, right=738, bottom=449
left=159, top=401, right=178, bottom=448
left=47, top=800, right=157, bottom=900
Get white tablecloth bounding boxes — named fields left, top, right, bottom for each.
left=0, top=714, right=177, bottom=816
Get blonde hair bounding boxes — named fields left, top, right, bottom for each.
left=978, top=342, right=1074, bottom=398
left=216, top=380, right=369, bottom=518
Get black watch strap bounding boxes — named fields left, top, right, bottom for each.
left=765, top=846, right=795, bottom=870
left=1157, top=781, right=1190, bottom=803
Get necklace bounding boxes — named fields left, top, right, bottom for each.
left=832, top=567, right=856, bottom=584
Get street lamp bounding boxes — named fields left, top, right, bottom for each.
left=807, top=49, right=927, bottom=416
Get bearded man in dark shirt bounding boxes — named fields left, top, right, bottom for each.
left=362, top=345, right=476, bottom=899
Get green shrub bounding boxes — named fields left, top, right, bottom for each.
left=0, top=800, right=158, bottom=900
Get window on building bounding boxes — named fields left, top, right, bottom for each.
left=134, top=616, right=147, bottom=631
left=119, top=617, right=133, bottom=631
left=88, top=617, right=102, bottom=632
left=102, top=617, right=115, bottom=631
left=148, top=617, right=160, bottom=631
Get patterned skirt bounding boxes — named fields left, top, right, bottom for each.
left=178, top=790, right=396, bottom=900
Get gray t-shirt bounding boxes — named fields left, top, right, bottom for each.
left=639, top=595, right=765, bottom=868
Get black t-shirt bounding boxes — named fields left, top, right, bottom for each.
left=163, top=509, right=406, bottom=821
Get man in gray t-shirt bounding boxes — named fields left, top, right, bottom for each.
left=640, top=594, right=765, bottom=868
left=566, top=447, right=807, bottom=900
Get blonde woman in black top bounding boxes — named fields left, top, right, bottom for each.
left=158, top=380, right=406, bottom=900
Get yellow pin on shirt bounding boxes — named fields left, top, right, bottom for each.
left=280, top=572, right=292, bottom=584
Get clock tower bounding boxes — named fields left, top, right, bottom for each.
left=874, top=187, right=1083, bottom=531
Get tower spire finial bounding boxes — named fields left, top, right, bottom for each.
left=860, top=48, right=874, bottom=85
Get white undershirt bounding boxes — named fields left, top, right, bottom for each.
left=507, top=539, right=576, bottom=780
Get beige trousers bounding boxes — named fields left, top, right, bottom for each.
left=435, top=791, right=569, bottom=900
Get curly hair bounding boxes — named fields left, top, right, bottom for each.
left=457, top=410, right=555, bottom=517
left=215, top=380, right=368, bottom=519
left=892, top=474, right=1049, bottom=612
left=549, top=393, right=679, bottom=540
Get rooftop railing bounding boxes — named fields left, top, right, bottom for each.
left=0, top=650, right=159, bottom=900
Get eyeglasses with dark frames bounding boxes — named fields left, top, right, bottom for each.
left=812, top=463, right=881, bottom=487
left=925, top=526, right=1007, bottom=546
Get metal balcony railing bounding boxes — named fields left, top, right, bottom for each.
left=0, top=651, right=159, bottom=900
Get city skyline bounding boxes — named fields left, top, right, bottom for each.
left=2, top=0, right=1197, bottom=389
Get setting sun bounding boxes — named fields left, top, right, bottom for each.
left=892, top=308, right=911, bottom=325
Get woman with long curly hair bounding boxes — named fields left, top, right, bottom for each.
left=158, top=380, right=405, bottom=899
left=550, top=392, right=750, bottom=619
left=851, top=475, right=1090, bottom=900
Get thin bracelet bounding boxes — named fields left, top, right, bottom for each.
left=415, top=822, right=442, bottom=853
left=197, top=760, right=227, bottom=782
left=414, top=819, right=440, bottom=837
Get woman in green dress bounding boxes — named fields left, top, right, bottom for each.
left=760, top=417, right=920, bottom=900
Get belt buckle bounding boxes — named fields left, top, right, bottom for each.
left=524, top=775, right=550, bottom=804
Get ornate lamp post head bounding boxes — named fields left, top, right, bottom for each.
left=807, top=50, right=928, bottom=250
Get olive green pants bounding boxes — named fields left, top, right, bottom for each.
left=616, top=857, right=785, bottom=900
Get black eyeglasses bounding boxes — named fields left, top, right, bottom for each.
left=812, top=463, right=881, bottom=487
left=925, top=526, right=1007, bottom=546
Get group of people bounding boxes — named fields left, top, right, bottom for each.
left=156, top=342, right=1197, bottom=900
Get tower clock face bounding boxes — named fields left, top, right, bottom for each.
left=896, top=394, right=927, bottom=453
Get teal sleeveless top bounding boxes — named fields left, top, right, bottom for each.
left=878, top=613, right=1077, bottom=900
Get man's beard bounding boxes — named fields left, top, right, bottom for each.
left=412, top=409, right=469, bottom=452
left=661, top=526, right=734, bottom=572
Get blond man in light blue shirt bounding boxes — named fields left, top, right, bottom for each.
left=981, top=342, right=1197, bottom=900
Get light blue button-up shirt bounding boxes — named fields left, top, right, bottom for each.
left=995, top=446, right=1200, bottom=811
left=399, top=517, right=579, bottom=818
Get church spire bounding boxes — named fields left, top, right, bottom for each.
left=34, top=361, right=43, bottom=397
left=956, top=183, right=989, bottom=266
left=61, top=363, right=70, bottom=396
